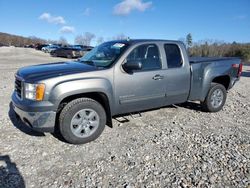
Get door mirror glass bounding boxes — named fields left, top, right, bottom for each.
left=122, top=60, right=142, bottom=72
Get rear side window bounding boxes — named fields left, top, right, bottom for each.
left=164, top=44, right=182, bottom=68
left=126, top=44, right=161, bottom=71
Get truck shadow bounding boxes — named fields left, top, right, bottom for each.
left=0, top=155, right=25, bottom=188
left=51, top=126, right=67, bottom=143
left=52, top=102, right=204, bottom=143
left=8, top=102, right=45, bottom=136
left=176, top=102, right=203, bottom=111
left=52, top=106, right=178, bottom=143
left=113, top=105, right=181, bottom=123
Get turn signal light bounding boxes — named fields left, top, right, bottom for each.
left=36, top=84, right=45, bottom=101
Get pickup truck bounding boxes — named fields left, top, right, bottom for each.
left=12, top=39, right=242, bottom=144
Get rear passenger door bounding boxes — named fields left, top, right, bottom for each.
left=164, top=43, right=191, bottom=104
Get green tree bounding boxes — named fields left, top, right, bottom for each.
left=186, top=33, right=193, bottom=48
left=185, top=33, right=193, bottom=55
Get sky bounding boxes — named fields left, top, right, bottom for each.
left=0, top=0, right=249, bottom=45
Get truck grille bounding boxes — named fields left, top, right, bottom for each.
left=15, top=77, right=22, bottom=98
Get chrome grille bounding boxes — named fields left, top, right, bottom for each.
left=15, top=77, right=22, bottom=98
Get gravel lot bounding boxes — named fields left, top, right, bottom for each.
left=0, top=47, right=249, bottom=188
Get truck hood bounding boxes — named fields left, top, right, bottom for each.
left=17, top=61, right=99, bottom=82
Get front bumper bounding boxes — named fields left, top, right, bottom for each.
left=11, top=94, right=56, bottom=132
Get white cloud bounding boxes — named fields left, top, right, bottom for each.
left=83, top=8, right=91, bottom=16
left=113, top=0, right=152, bottom=15
left=59, top=26, right=75, bottom=34
left=39, top=12, right=66, bottom=24
left=234, top=15, right=247, bottom=20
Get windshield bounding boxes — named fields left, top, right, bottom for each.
left=79, top=41, right=129, bottom=67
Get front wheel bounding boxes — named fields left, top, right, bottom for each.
left=201, top=83, right=227, bottom=112
left=59, top=98, right=106, bottom=144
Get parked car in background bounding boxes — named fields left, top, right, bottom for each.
left=35, top=44, right=48, bottom=50
left=0, top=43, right=8, bottom=47
left=24, top=44, right=35, bottom=48
left=50, top=46, right=86, bottom=58
left=42, top=45, right=60, bottom=53
left=73, top=45, right=93, bottom=51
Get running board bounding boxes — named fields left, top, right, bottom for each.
left=114, top=112, right=142, bottom=123
left=130, top=112, right=142, bottom=119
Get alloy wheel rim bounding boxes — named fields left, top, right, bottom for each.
left=210, top=88, right=224, bottom=108
left=70, top=108, right=100, bottom=138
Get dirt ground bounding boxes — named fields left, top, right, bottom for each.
left=0, top=47, right=249, bottom=187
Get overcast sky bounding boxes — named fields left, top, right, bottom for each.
left=0, top=0, right=249, bottom=44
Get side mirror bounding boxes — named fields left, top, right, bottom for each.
left=122, top=60, right=142, bottom=72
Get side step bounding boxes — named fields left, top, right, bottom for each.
left=114, top=112, right=142, bottom=123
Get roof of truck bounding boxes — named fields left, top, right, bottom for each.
left=109, top=39, right=183, bottom=44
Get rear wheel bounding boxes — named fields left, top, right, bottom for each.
left=201, top=83, right=227, bottom=112
left=59, top=98, right=106, bottom=144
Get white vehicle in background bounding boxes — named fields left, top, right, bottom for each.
left=42, top=44, right=60, bottom=53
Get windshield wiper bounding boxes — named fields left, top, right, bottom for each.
left=80, top=60, right=96, bottom=67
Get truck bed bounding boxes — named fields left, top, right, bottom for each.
left=188, top=56, right=241, bottom=101
left=189, top=57, right=239, bottom=64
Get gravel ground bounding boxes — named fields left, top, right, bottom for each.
left=0, top=47, right=249, bottom=188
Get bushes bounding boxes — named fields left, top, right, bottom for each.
left=189, top=41, right=250, bottom=62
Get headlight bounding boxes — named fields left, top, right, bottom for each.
left=24, top=83, right=45, bottom=101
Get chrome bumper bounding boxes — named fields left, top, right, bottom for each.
left=12, top=103, right=56, bottom=132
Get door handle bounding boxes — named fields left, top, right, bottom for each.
left=152, top=74, right=164, bottom=80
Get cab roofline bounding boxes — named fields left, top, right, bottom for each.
left=108, top=39, right=183, bottom=45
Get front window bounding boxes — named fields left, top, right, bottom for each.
left=79, top=41, right=129, bottom=67
left=126, top=44, right=162, bottom=71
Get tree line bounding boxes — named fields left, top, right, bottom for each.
left=185, top=33, right=250, bottom=62
left=1, top=32, right=249, bottom=62
left=0, top=32, right=127, bottom=47
left=0, top=32, right=46, bottom=46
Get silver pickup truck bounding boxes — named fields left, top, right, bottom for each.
left=12, top=39, right=242, bottom=144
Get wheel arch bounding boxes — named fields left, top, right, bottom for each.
left=211, top=75, right=230, bottom=90
left=56, top=92, right=113, bottom=128
left=201, top=72, right=230, bottom=101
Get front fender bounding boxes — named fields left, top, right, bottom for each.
left=49, top=78, right=114, bottom=112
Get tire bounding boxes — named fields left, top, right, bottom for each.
left=67, top=54, right=72, bottom=59
left=201, top=83, right=227, bottom=112
left=59, top=98, right=106, bottom=144
left=51, top=53, right=57, bottom=57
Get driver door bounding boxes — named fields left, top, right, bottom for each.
left=114, top=43, right=166, bottom=114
